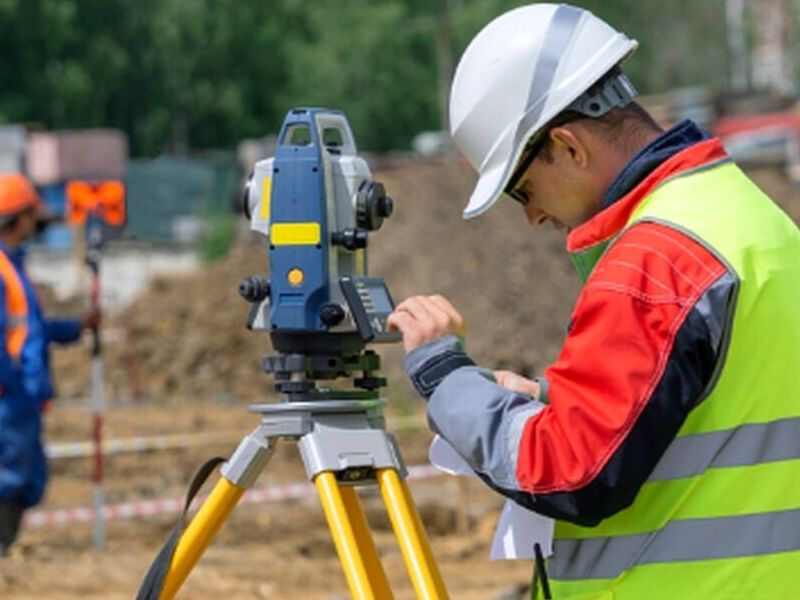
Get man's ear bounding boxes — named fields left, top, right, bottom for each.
left=549, top=126, right=589, bottom=168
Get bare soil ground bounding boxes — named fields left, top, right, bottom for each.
left=2, top=404, right=531, bottom=600
left=0, top=158, right=796, bottom=599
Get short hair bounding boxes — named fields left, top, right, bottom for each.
left=538, top=101, right=663, bottom=162
left=538, top=67, right=663, bottom=161
left=585, top=101, right=664, bottom=153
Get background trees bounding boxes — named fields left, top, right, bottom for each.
left=0, top=0, right=796, bottom=154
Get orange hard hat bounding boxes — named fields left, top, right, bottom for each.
left=0, top=173, right=43, bottom=217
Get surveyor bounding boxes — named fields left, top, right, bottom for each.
left=0, top=173, right=99, bottom=555
left=387, top=4, right=800, bottom=598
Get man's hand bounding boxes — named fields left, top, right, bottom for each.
left=493, top=370, right=541, bottom=399
left=387, top=295, right=466, bottom=353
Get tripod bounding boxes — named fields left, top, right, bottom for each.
left=146, top=351, right=450, bottom=600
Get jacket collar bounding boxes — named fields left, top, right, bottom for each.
left=566, top=138, right=729, bottom=282
left=600, top=119, right=710, bottom=210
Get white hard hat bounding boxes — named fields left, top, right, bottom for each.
left=449, top=4, right=639, bottom=219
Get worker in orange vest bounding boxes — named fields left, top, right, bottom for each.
left=0, top=173, right=98, bottom=556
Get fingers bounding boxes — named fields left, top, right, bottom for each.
left=396, top=296, right=438, bottom=325
left=387, top=311, right=425, bottom=352
left=388, top=294, right=466, bottom=353
left=493, top=370, right=541, bottom=399
left=386, top=309, right=415, bottom=335
left=397, top=296, right=461, bottom=338
left=427, top=294, right=466, bottom=338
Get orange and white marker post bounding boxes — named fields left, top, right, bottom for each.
left=66, top=179, right=126, bottom=551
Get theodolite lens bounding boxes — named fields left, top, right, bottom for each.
left=377, top=194, right=393, bottom=218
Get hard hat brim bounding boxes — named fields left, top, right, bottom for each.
left=462, top=160, right=509, bottom=219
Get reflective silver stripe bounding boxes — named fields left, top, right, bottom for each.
left=7, top=315, right=26, bottom=327
left=551, top=507, right=800, bottom=580
left=649, top=416, right=800, bottom=482
left=506, top=402, right=546, bottom=481
left=513, top=4, right=584, bottom=150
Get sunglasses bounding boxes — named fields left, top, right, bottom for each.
left=504, top=134, right=549, bottom=206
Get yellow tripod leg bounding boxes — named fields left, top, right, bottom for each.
left=339, top=484, right=395, bottom=598
left=316, top=471, right=394, bottom=600
left=159, top=477, right=246, bottom=600
left=377, top=468, right=449, bottom=600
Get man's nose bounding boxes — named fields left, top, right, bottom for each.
left=525, top=205, right=548, bottom=226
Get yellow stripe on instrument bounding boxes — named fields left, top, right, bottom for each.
left=270, top=222, right=321, bottom=245
left=260, top=177, right=271, bottom=221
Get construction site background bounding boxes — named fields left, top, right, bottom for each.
left=0, top=155, right=790, bottom=600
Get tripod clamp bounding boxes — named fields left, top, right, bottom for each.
left=222, top=399, right=406, bottom=489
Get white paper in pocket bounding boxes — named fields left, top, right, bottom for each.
left=490, top=498, right=554, bottom=560
left=428, top=434, right=477, bottom=476
left=427, top=435, right=554, bottom=560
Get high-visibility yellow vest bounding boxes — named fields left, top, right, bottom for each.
left=548, top=160, right=800, bottom=599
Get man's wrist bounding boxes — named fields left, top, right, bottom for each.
left=405, top=335, right=475, bottom=399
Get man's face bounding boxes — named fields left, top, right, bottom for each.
left=510, top=151, right=600, bottom=231
left=17, top=208, right=42, bottom=242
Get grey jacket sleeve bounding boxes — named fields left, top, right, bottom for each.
left=405, top=335, right=546, bottom=490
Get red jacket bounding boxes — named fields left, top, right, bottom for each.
left=404, top=134, right=737, bottom=525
